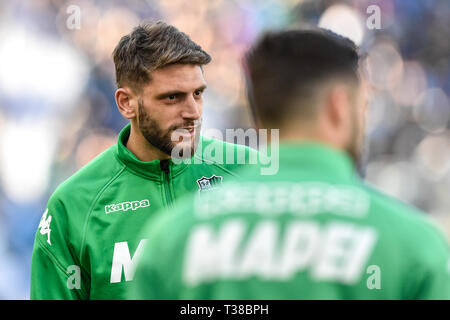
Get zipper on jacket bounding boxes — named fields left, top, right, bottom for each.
left=160, top=159, right=173, bottom=206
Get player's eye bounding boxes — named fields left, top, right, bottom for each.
left=194, top=90, right=203, bottom=98
left=165, top=94, right=179, bottom=103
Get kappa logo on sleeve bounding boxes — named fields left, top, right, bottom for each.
left=38, top=208, right=52, bottom=245
left=196, top=175, right=223, bottom=193
left=105, top=199, right=150, bottom=214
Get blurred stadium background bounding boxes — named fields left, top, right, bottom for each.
left=0, top=0, right=448, bottom=299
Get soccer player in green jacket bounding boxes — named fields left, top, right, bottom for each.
left=30, top=21, right=258, bottom=299
left=129, top=29, right=450, bottom=299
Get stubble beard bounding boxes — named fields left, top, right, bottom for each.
left=137, top=100, right=201, bottom=159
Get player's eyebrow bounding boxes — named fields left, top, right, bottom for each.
left=195, top=84, right=207, bottom=92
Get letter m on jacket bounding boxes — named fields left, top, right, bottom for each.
left=110, top=240, right=148, bottom=283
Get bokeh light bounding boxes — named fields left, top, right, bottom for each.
left=318, top=4, right=365, bottom=45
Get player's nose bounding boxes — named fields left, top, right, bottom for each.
left=182, top=95, right=201, bottom=120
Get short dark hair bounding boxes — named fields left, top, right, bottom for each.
left=113, top=21, right=211, bottom=93
left=245, top=28, right=360, bottom=126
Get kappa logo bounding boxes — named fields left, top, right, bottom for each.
left=38, top=208, right=52, bottom=245
left=105, top=199, right=150, bottom=214
left=196, top=175, right=223, bottom=193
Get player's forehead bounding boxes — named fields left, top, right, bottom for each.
left=144, top=64, right=206, bottom=94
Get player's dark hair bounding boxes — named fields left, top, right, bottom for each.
left=245, top=28, right=360, bottom=126
left=113, top=20, right=211, bottom=93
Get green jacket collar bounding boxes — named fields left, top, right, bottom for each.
left=115, top=124, right=189, bottom=179
left=277, top=142, right=359, bottom=183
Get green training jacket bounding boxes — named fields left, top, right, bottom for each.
left=130, top=143, right=450, bottom=299
left=30, top=123, right=257, bottom=299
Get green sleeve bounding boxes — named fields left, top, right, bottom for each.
left=411, top=223, right=450, bottom=300
left=30, top=194, right=89, bottom=300
left=415, top=261, right=450, bottom=300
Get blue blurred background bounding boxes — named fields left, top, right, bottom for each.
left=0, top=0, right=448, bottom=299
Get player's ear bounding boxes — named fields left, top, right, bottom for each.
left=326, top=84, right=351, bottom=130
left=115, top=87, right=136, bottom=119
left=320, top=84, right=353, bottom=149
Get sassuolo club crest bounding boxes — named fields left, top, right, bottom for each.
left=196, top=175, right=223, bottom=193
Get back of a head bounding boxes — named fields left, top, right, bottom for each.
left=245, top=28, right=360, bottom=127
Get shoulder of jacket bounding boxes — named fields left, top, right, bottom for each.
left=361, top=183, right=448, bottom=249
left=49, top=145, right=125, bottom=209
left=196, top=136, right=259, bottom=173
left=200, top=136, right=257, bottom=152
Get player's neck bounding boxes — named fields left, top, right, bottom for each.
left=126, top=125, right=171, bottom=162
left=279, top=130, right=345, bottom=153
left=279, top=119, right=347, bottom=153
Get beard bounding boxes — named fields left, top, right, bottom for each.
left=137, top=100, right=201, bottom=159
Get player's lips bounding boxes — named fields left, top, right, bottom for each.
left=174, top=127, right=195, bottom=137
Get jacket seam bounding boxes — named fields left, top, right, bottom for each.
left=79, top=166, right=126, bottom=266
left=170, top=164, right=189, bottom=178
left=36, top=235, right=69, bottom=276
left=35, top=236, right=89, bottom=298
